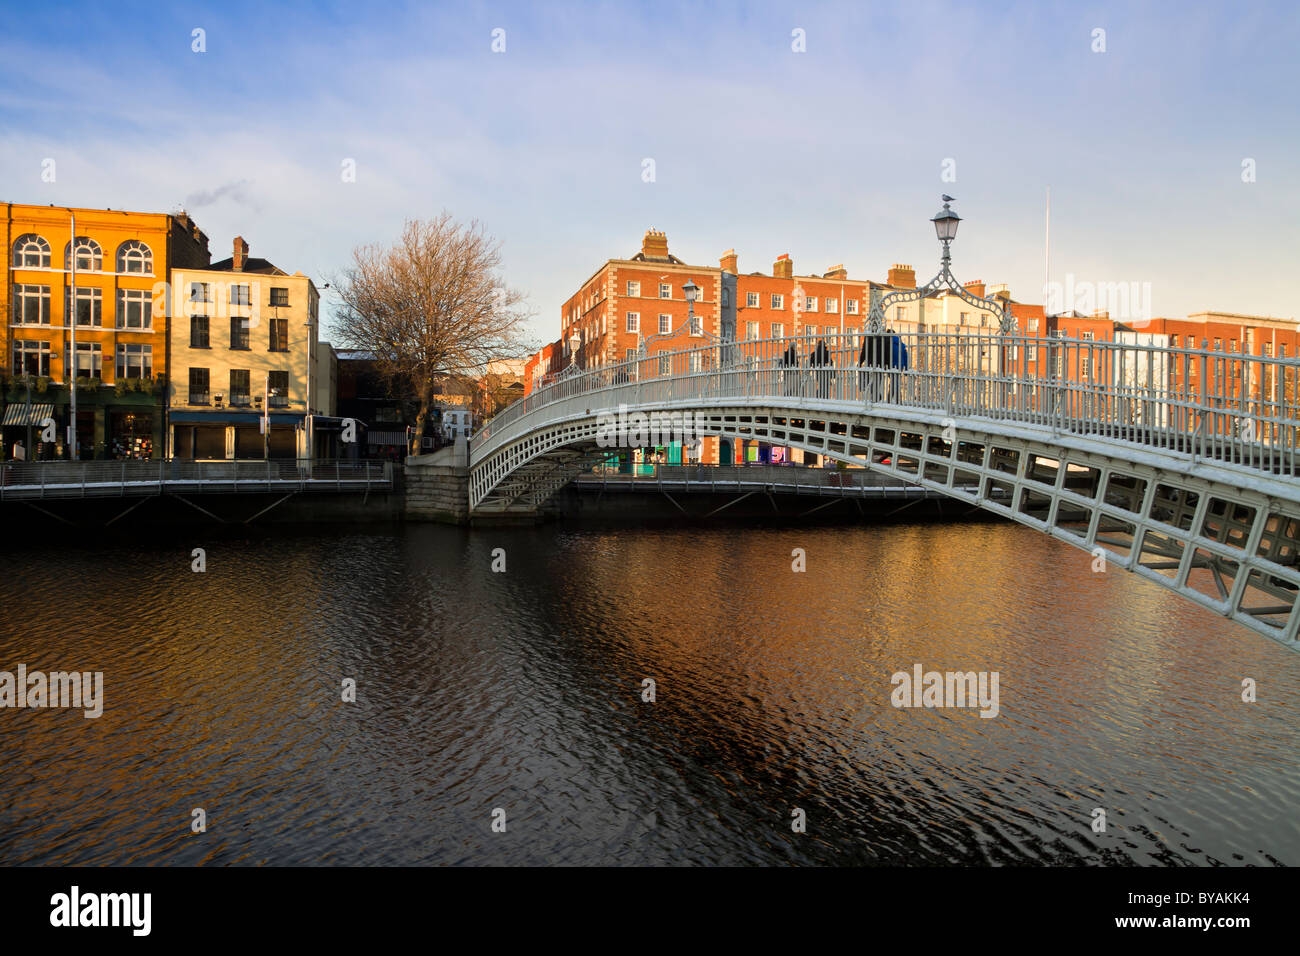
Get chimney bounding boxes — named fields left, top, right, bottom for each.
left=773, top=253, right=793, bottom=279
left=232, top=236, right=249, bottom=272
left=720, top=249, right=738, bottom=273
left=823, top=264, right=847, bottom=279
left=963, top=279, right=985, bottom=299
left=887, top=263, right=915, bottom=289
left=641, top=229, right=669, bottom=260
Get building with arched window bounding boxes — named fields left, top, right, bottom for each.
left=2, top=203, right=210, bottom=459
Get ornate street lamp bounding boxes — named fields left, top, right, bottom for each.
left=569, top=331, right=582, bottom=370
left=868, top=196, right=1013, bottom=335
left=682, top=279, right=700, bottom=335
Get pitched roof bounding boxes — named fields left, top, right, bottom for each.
left=205, top=256, right=288, bottom=276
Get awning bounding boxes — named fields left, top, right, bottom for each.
left=169, top=411, right=304, bottom=425
left=3, top=403, right=54, bottom=427
left=367, top=430, right=408, bottom=445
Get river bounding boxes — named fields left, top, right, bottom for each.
left=1, top=518, right=1296, bottom=865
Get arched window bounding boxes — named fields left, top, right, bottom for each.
left=12, top=234, right=51, bottom=268
left=116, top=240, right=153, bottom=275
left=65, top=237, right=104, bottom=272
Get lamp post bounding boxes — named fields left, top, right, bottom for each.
left=569, top=331, right=582, bottom=371
left=682, top=279, right=699, bottom=335
left=867, top=196, right=1013, bottom=336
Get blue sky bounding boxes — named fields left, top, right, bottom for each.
left=2, top=0, right=1297, bottom=346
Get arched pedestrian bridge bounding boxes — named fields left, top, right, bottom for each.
left=432, top=332, right=1300, bottom=650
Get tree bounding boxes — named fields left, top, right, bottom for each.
left=331, top=214, right=532, bottom=456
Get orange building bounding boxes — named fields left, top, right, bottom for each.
left=3, top=203, right=210, bottom=458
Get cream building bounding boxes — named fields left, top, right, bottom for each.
left=167, top=237, right=322, bottom=459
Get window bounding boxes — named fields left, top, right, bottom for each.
left=805, top=325, right=818, bottom=337
left=269, top=287, right=289, bottom=307
left=1214, top=338, right=1222, bottom=351
left=805, top=296, right=817, bottom=312
left=658, top=314, right=671, bottom=334
left=959, top=312, right=969, bottom=326
left=771, top=294, right=783, bottom=310
left=65, top=237, right=103, bottom=272
left=116, top=240, right=153, bottom=274
left=895, top=307, right=906, bottom=323
left=771, top=322, right=784, bottom=338
left=626, top=280, right=640, bottom=297
left=722, top=288, right=730, bottom=306
left=270, top=318, right=289, bottom=351
left=659, top=283, right=671, bottom=299
left=229, top=370, right=251, bottom=406
left=115, top=343, right=152, bottom=379
left=1170, top=335, right=1179, bottom=348
left=746, top=292, right=759, bottom=308
left=65, top=342, right=102, bottom=379
left=1081, top=331, right=1095, bottom=341
left=1264, top=343, right=1274, bottom=357
left=230, top=317, right=251, bottom=350
left=659, top=354, right=673, bottom=375
left=846, top=326, right=858, bottom=345
left=690, top=316, right=702, bottom=336
left=117, top=289, right=152, bottom=329
left=625, top=312, right=639, bottom=333
left=189, top=282, right=210, bottom=305
left=846, top=299, right=858, bottom=315
left=1026, top=346, right=1038, bottom=361
left=746, top=321, right=759, bottom=340
left=230, top=284, right=251, bottom=307
left=268, top=370, right=289, bottom=407
left=188, top=368, right=210, bottom=404
left=825, top=298, right=837, bottom=313
left=1229, top=338, right=1238, bottom=352
left=1028, top=318, right=1039, bottom=333
left=14, top=285, right=51, bottom=324
left=1080, top=356, right=1092, bottom=378
left=190, top=315, right=210, bottom=348
left=624, top=348, right=636, bottom=362
left=65, top=286, right=103, bottom=326
left=12, top=340, right=52, bottom=376
left=13, top=234, right=51, bottom=268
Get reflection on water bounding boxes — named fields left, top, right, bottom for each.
left=0, top=519, right=1296, bottom=865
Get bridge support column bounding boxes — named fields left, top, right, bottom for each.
left=405, top=439, right=470, bottom=525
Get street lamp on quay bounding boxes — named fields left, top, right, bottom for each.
left=569, top=331, right=582, bottom=371
left=867, top=196, right=1014, bottom=335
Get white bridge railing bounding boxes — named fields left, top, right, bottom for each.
left=475, top=331, right=1300, bottom=478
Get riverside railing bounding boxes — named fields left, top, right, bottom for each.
left=474, top=331, right=1300, bottom=478
left=0, top=459, right=393, bottom=500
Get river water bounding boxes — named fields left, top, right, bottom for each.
left=1, top=518, right=1296, bottom=866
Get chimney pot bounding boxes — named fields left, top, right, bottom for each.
left=233, top=236, right=249, bottom=272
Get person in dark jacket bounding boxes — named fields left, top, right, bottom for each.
left=858, top=332, right=890, bottom=401
left=780, top=342, right=799, bottom=397
left=886, top=328, right=910, bottom=402
left=810, top=339, right=832, bottom=398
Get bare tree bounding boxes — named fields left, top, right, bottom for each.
left=331, top=214, right=532, bottom=455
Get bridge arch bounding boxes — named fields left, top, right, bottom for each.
left=469, top=333, right=1300, bottom=650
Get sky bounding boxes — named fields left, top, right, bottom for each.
left=2, top=0, right=1297, bottom=349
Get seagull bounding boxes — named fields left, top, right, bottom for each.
left=942, top=194, right=955, bottom=202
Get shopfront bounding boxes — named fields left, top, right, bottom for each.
left=169, top=411, right=306, bottom=460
